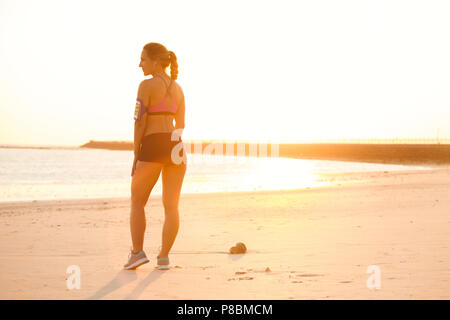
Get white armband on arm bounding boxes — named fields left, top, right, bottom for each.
left=134, top=99, right=145, bottom=121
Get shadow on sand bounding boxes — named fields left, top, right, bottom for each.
left=88, top=251, right=248, bottom=299
left=88, top=269, right=138, bottom=300
left=88, top=268, right=165, bottom=300
left=124, top=269, right=167, bottom=300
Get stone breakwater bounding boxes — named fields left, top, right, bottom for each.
left=79, top=140, right=450, bottom=165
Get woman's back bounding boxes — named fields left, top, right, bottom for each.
left=143, top=75, right=185, bottom=136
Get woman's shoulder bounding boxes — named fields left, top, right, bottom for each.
left=172, top=80, right=183, bottom=96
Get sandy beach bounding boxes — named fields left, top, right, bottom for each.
left=1, top=167, right=450, bottom=300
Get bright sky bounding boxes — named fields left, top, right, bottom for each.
left=1, top=0, right=449, bottom=146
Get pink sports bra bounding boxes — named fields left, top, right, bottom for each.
left=134, top=75, right=179, bottom=121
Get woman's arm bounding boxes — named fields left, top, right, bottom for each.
left=133, top=81, right=150, bottom=157
left=134, top=117, right=147, bottom=156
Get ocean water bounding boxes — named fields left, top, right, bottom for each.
left=0, top=147, right=432, bottom=203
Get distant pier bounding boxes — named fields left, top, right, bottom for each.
left=79, top=140, right=450, bottom=165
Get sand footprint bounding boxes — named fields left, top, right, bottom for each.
left=238, top=277, right=254, bottom=280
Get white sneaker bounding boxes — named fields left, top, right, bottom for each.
left=156, top=256, right=170, bottom=270
left=123, top=250, right=149, bottom=270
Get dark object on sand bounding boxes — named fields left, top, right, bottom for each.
left=229, top=242, right=247, bottom=254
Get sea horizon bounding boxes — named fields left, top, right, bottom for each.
left=0, top=147, right=435, bottom=203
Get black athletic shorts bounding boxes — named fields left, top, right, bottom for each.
left=137, top=133, right=187, bottom=166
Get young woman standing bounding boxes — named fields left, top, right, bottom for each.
left=124, top=42, right=187, bottom=270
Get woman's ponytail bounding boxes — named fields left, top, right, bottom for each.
left=169, top=51, right=178, bottom=80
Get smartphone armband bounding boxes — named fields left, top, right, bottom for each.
left=134, top=98, right=146, bottom=121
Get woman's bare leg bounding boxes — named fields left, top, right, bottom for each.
left=130, top=160, right=163, bottom=253
left=159, top=162, right=187, bottom=257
